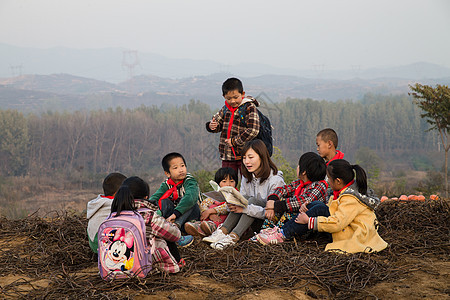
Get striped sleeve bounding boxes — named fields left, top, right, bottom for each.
left=286, top=182, right=328, bottom=213
left=148, top=213, right=181, bottom=242
left=268, top=179, right=300, bottom=200
left=308, top=217, right=318, bottom=230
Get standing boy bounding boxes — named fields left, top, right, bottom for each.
left=149, top=152, right=200, bottom=247
left=206, top=77, right=260, bottom=175
left=316, top=128, right=344, bottom=165
left=86, top=172, right=126, bottom=253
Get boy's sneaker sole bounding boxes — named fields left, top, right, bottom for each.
left=200, top=221, right=217, bottom=236
left=177, top=235, right=194, bottom=248
left=184, top=222, right=206, bottom=237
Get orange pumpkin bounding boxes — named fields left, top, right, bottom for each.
left=417, top=195, right=425, bottom=201
left=380, top=196, right=389, bottom=202
left=408, top=194, right=418, bottom=201
left=399, top=195, right=408, bottom=201
left=391, top=197, right=398, bottom=201
left=430, top=194, right=439, bottom=200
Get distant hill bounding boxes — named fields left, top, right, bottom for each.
left=1, top=72, right=450, bottom=113
left=0, top=84, right=191, bottom=113
left=2, top=43, right=450, bottom=82
left=0, top=74, right=117, bottom=94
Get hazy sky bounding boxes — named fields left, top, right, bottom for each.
left=1, top=0, right=449, bottom=70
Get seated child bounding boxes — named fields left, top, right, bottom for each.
left=184, top=167, right=238, bottom=237
left=149, top=152, right=201, bottom=247
left=260, top=152, right=328, bottom=232
left=316, top=128, right=344, bottom=165
left=256, top=159, right=388, bottom=254
left=118, top=176, right=186, bottom=273
left=87, top=172, right=126, bottom=253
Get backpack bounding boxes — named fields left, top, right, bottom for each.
left=98, top=210, right=152, bottom=280
left=224, top=100, right=273, bottom=156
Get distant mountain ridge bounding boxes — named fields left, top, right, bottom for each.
left=1, top=43, right=450, bottom=113
left=2, top=43, right=450, bottom=82
left=1, top=72, right=449, bottom=114
left=0, top=73, right=117, bottom=94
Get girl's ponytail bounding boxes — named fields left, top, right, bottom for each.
left=352, top=164, right=367, bottom=195
left=111, top=185, right=136, bottom=217
left=328, top=160, right=368, bottom=195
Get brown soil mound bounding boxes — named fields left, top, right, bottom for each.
left=0, top=200, right=449, bottom=299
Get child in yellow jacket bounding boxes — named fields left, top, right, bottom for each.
left=256, top=159, right=388, bottom=254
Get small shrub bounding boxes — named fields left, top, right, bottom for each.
left=192, top=169, right=216, bottom=192
left=415, top=170, right=443, bottom=195
left=272, top=146, right=296, bottom=183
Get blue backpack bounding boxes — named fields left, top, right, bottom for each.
left=98, top=210, right=152, bottom=280
left=224, top=100, right=273, bottom=156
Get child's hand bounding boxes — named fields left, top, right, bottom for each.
left=265, top=209, right=275, bottom=220
left=225, top=138, right=233, bottom=147
left=209, top=214, right=222, bottom=223
left=167, top=214, right=177, bottom=223
left=300, top=203, right=308, bottom=213
left=295, top=212, right=309, bottom=224
left=209, top=117, right=218, bottom=130
left=228, top=204, right=244, bottom=213
left=200, top=208, right=215, bottom=220
left=265, top=200, right=275, bottom=220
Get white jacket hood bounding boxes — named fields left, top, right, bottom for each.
left=86, top=195, right=113, bottom=240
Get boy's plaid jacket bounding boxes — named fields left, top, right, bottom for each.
left=206, top=97, right=260, bottom=161
left=269, top=179, right=328, bottom=213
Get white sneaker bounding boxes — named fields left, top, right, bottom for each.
left=211, top=234, right=236, bottom=250
left=202, top=227, right=227, bottom=243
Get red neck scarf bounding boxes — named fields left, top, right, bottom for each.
left=225, top=101, right=239, bottom=159
left=158, top=178, right=184, bottom=209
left=332, top=179, right=354, bottom=200
left=294, top=180, right=312, bottom=197
left=294, top=180, right=328, bottom=197
left=104, top=195, right=114, bottom=199
left=327, top=150, right=344, bottom=166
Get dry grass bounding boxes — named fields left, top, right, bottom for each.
left=0, top=199, right=449, bottom=299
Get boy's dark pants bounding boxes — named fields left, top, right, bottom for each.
left=282, top=201, right=330, bottom=239
left=159, top=198, right=200, bottom=233
left=167, top=241, right=181, bottom=263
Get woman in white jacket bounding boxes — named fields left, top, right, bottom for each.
left=204, top=139, right=285, bottom=250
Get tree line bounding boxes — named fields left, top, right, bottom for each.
left=0, top=94, right=438, bottom=177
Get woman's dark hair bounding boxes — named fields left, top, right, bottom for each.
left=110, top=185, right=137, bottom=217
left=122, top=176, right=150, bottom=200
left=327, top=159, right=367, bottom=195
left=214, top=167, right=239, bottom=185
left=298, top=152, right=326, bottom=182
left=241, top=139, right=278, bottom=184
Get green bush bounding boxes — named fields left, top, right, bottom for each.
left=415, top=170, right=443, bottom=195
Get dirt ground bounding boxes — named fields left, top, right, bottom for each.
left=0, top=247, right=448, bottom=299
left=0, top=191, right=449, bottom=299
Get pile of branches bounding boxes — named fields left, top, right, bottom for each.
left=0, top=200, right=448, bottom=299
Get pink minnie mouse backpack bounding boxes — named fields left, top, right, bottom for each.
left=98, top=210, right=152, bottom=280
